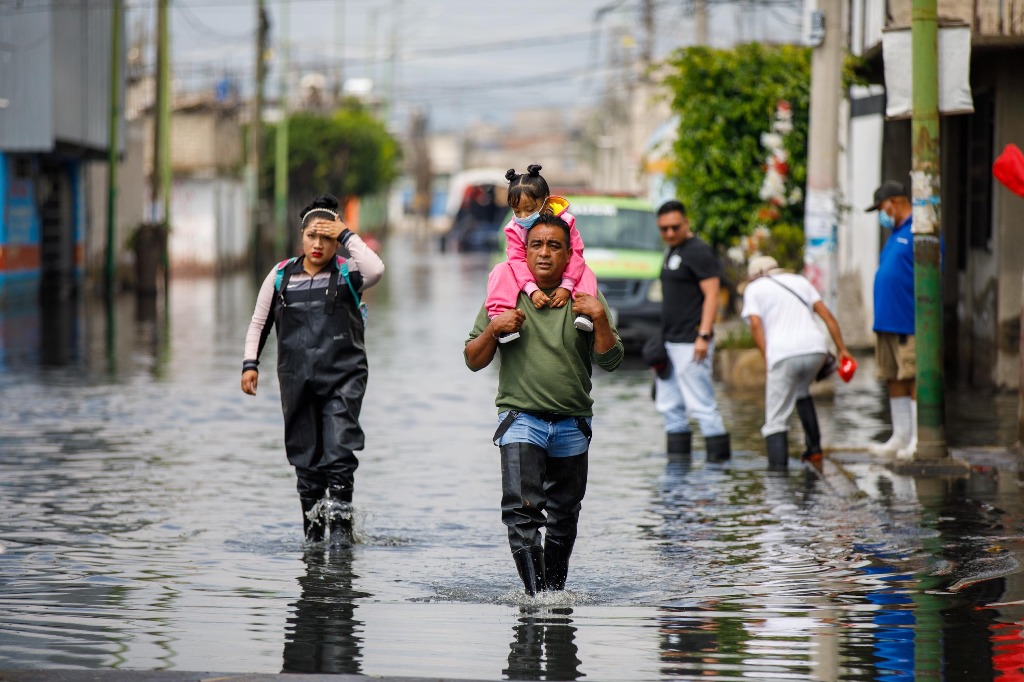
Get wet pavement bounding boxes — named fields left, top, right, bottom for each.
left=0, top=236, right=1022, bottom=681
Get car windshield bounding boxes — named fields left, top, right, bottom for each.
left=568, top=204, right=663, bottom=251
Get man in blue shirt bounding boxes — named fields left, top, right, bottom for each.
left=865, top=181, right=917, bottom=458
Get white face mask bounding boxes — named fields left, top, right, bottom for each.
left=515, top=211, right=541, bottom=229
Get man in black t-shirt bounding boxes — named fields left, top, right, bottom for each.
left=653, top=200, right=731, bottom=461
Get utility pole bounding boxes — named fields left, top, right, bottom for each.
left=106, top=0, right=122, bottom=299
left=641, top=0, right=654, bottom=69
left=274, top=0, right=290, bottom=256
left=154, top=0, right=171, bottom=226
left=384, top=0, right=400, bottom=123
left=909, top=0, right=947, bottom=459
left=251, top=0, right=268, bottom=263
left=335, top=0, right=345, bottom=103
left=694, top=0, right=709, bottom=44
left=802, top=0, right=843, bottom=309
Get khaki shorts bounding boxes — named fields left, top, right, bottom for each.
left=875, top=332, right=916, bottom=381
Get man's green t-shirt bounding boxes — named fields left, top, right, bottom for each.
left=465, top=291, right=624, bottom=416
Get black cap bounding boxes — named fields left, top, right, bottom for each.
left=865, top=180, right=908, bottom=212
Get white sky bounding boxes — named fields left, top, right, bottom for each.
left=130, top=0, right=804, bottom=132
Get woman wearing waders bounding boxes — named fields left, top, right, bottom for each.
left=241, top=194, right=384, bottom=546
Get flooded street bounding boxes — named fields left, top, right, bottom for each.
left=1, top=237, right=1023, bottom=680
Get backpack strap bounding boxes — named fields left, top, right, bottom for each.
left=339, top=257, right=368, bottom=327
left=338, top=258, right=361, bottom=308
left=274, top=257, right=300, bottom=307
left=273, top=258, right=295, bottom=291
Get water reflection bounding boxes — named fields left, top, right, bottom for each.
left=504, top=607, right=583, bottom=681
left=1, top=238, right=1023, bottom=679
left=282, top=549, right=369, bottom=674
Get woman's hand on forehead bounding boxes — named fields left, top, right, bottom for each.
left=308, top=218, right=343, bottom=239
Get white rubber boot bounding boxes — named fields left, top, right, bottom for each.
left=897, top=400, right=918, bottom=460
left=868, top=397, right=912, bottom=456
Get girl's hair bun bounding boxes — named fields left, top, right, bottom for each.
left=526, top=164, right=542, bottom=176
left=505, top=168, right=518, bottom=182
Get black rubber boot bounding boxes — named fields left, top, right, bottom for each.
left=300, top=496, right=326, bottom=544
left=666, top=431, right=692, bottom=458
left=705, top=433, right=731, bottom=462
left=544, top=536, right=574, bottom=591
left=326, top=486, right=354, bottom=548
left=543, top=452, right=587, bottom=591
left=512, top=545, right=546, bottom=596
left=765, top=431, right=789, bottom=471
left=501, top=443, right=548, bottom=553
left=795, top=397, right=823, bottom=461
left=501, top=443, right=548, bottom=594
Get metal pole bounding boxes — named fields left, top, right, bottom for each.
left=910, top=0, right=947, bottom=459
left=251, top=0, right=268, bottom=265
left=274, top=0, right=290, bottom=256
left=156, top=0, right=171, bottom=226
left=105, top=0, right=121, bottom=299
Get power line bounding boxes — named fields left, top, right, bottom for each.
left=175, top=1, right=257, bottom=42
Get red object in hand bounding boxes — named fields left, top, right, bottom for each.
left=838, top=356, right=857, bottom=383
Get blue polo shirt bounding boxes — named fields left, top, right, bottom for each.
left=873, top=216, right=915, bottom=335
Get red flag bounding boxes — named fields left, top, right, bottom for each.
left=993, top=143, right=1024, bottom=198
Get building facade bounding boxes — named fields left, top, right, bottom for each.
left=0, top=3, right=120, bottom=303
left=838, top=0, right=1024, bottom=390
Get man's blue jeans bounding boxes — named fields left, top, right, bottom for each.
left=496, top=411, right=592, bottom=457
left=654, top=341, right=727, bottom=437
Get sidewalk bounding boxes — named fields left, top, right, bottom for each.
left=811, top=444, right=1023, bottom=501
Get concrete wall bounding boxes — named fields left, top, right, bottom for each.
left=836, top=86, right=886, bottom=349
left=144, top=109, right=243, bottom=177
left=169, top=177, right=247, bottom=276
left=84, top=119, right=147, bottom=289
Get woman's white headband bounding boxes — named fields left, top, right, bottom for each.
left=301, top=208, right=339, bottom=224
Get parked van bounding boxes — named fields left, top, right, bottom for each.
left=497, top=194, right=663, bottom=350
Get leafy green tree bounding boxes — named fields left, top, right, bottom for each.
left=262, top=104, right=401, bottom=205
left=662, top=44, right=811, bottom=255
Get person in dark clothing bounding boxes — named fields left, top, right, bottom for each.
left=242, top=194, right=385, bottom=546
left=653, top=200, right=731, bottom=461
left=465, top=214, right=624, bottom=596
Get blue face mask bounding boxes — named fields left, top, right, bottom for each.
left=879, top=210, right=895, bottom=230
left=515, top=211, right=541, bottom=229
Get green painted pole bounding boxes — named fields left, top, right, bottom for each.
left=105, top=0, right=121, bottom=299
left=156, top=0, right=171, bottom=293
left=274, top=0, right=290, bottom=256
left=910, top=0, right=947, bottom=459
left=250, top=0, right=268, bottom=268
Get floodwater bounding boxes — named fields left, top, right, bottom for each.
left=0, top=236, right=1022, bottom=680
